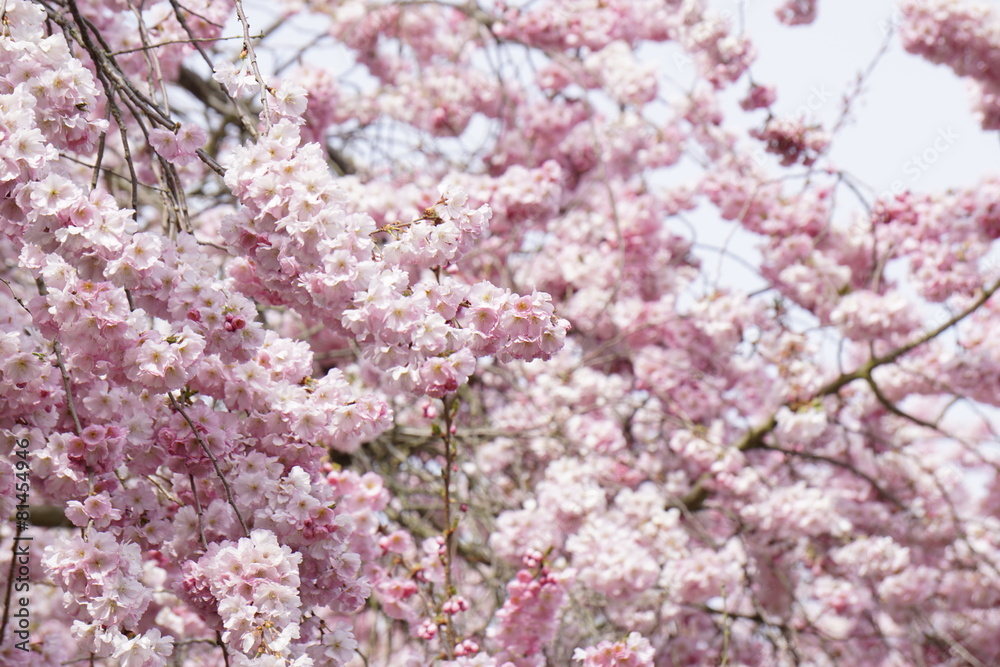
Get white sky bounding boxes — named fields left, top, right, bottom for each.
left=743, top=0, right=999, bottom=192
left=693, top=0, right=1000, bottom=290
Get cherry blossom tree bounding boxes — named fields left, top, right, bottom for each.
left=2, top=0, right=1000, bottom=665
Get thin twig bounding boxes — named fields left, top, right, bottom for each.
left=675, top=277, right=1000, bottom=512
left=440, top=395, right=458, bottom=659
left=52, top=342, right=84, bottom=435
left=233, top=0, right=271, bottom=129
left=168, top=393, right=250, bottom=537
left=188, top=473, right=209, bottom=548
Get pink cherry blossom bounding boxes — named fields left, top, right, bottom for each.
left=3, top=0, right=1000, bottom=664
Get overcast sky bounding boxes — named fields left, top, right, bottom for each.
left=744, top=0, right=999, bottom=193
left=683, top=0, right=1000, bottom=292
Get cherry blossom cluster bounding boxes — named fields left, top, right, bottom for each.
left=749, top=116, right=831, bottom=167
left=43, top=533, right=164, bottom=661
left=739, top=82, right=778, bottom=111
left=490, top=0, right=674, bottom=51
left=488, top=556, right=568, bottom=666
left=573, top=632, right=655, bottom=667
left=149, top=125, right=208, bottom=166
left=0, top=1, right=388, bottom=662
left=869, top=178, right=1000, bottom=302
left=0, top=22, right=104, bottom=159
left=775, top=0, right=819, bottom=26
left=5, top=0, right=1000, bottom=664
left=0, top=325, right=58, bottom=419
left=899, top=0, right=1000, bottom=129
left=221, top=119, right=568, bottom=397
left=185, top=530, right=303, bottom=659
